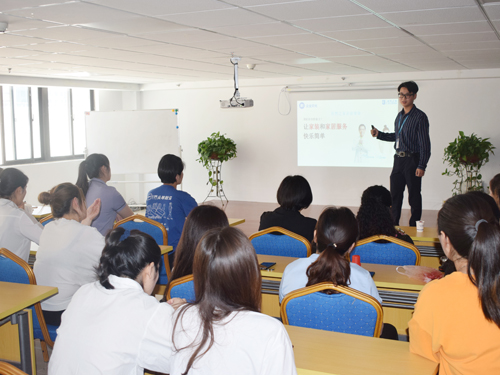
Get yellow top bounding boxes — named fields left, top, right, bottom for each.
left=409, top=272, right=500, bottom=375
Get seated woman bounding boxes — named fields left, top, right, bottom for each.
left=49, top=227, right=176, bottom=375
left=0, top=168, right=43, bottom=262
left=409, top=193, right=500, bottom=374
left=279, top=206, right=381, bottom=304
left=171, top=227, right=296, bottom=375
left=356, top=185, right=413, bottom=244
left=34, top=183, right=102, bottom=326
left=76, top=153, right=133, bottom=236
left=490, top=173, right=500, bottom=210
left=259, top=175, right=316, bottom=243
left=168, top=205, right=229, bottom=284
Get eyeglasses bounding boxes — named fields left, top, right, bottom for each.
left=398, top=93, right=414, bottom=99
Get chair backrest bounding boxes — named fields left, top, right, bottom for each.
left=0, top=361, right=29, bottom=375
left=114, top=215, right=170, bottom=284
left=281, top=282, right=383, bottom=337
left=0, top=248, right=56, bottom=346
left=39, top=214, right=54, bottom=226
left=114, top=214, right=168, bottom=246
left=166, top=274, right=195, bottom=303
left=249, top=227, right=311, bottom=258
left=351, top=235, right=421, bottom=266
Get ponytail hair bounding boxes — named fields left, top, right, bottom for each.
left=307, top=207, right=358, bottom=289
left=38, top=183, right=85, bottom=218
left=438, top=193, right=500, bottom=328
left=76, top=153, right=110, bottom=195
left=0, top=168, right=28, bottom=199
left=97, top=227, right=161, bottom=290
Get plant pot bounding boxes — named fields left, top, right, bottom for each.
left=210, top=152, right=219, bottom=160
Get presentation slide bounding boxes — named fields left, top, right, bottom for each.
left=297, top=99, right=398, bottom=168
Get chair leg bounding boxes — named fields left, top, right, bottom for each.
left=41, top=340, right=50, bottom=362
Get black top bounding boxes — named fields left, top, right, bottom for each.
left=377, top=104, right=431, bottom=170
left=259, top=207, right=317, bottom=243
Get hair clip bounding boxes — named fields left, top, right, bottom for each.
left=475, top=219, right=488, bottom=231
left=119, top=229, right=132, bottom=242
left=328, top=243, right=337, bottom=248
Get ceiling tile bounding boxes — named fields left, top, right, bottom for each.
left=246, top=33, right=330, bottom=46
left=323, top=27, right=407, bottom=41
left=83, top=0, right=234, bottom=16
left=80, top=17, right=187, bottom=35
left=0, top=33, right=44, bottom=46
left=158, top=8, right=272, bottom=28
left=420, top=32, right=499, bottom=44
left=433, top=40, right=500, bottom=51
left=14, top=25, right=120, bottom=41
left=483, top=4, right=500, bottom=20
left=380, top=7, right=484, bottom=26
left=7, top=2, right=131, bottom=25
left=350, top=37, right=424, bottom=49
left=404, top=21, right=491, bottom=35
left=196, top=22, right=301, bottom=39
left=355, top=0, right=476, bottom=13
left=0, top=47, right=40, bottom=58
left=0, top=16, right=60, bottom=32
left=246, top=0, right=369, bottom=20
left=292, top=14, right=390, bottom=32
left=0, top=0, right=72, bottom=12
left=138, top=29, right=232, bottom=45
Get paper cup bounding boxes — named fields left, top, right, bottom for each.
left=352, top=255, right=361, bottom=266
left=416, top=220, right=424, bottom=232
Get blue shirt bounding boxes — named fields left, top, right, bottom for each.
left=279, top=254, right=382, bottom=303
left=145, top=185, right=197, bottom=251
left=86, top=178, right=127, bottom=236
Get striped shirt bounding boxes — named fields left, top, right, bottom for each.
left=377, top=104, right=431, bottom=170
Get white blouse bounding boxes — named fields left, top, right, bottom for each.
left=34, top=218, right=104, bottom=311
left=0, top=198, right=43, bottom=262
left=49, top=276, right=174, bottom=375
left=170, top=307, right=297, bottom=375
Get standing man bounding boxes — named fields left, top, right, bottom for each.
left=371, top=81, right=430, bottom=226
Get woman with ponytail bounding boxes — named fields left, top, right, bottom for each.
left=76, top=153, right=133, bottom=236
left=33, top=183, right=103, bottom=326
left=171, top=226, right=296, bottom=375
left=0, top=168, right=43, bottom=261
left=49, top=227, right=179, bottom=375
left=356, top=185, right=413, bottom=243
left=409, top=193, right=500, bottom=374
left=279, top=206, right=381, bottom=304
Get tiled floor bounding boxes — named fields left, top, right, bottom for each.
left=34, top=340, right=50, bottom=375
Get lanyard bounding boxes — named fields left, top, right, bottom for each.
left=397, top=113, right=410, bottom=137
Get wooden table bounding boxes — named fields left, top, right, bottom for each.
left=398, top=226, right=442, bottom=268
left=287, top=325, right=438, bottom=375
left=229, top=218, right=245, bottom=226
left=257, top=255, right=427, bottom=336
left=0, top=282, right=58, bottom=374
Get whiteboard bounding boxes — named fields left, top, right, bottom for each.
left=85, top=110, right=179, bottom=174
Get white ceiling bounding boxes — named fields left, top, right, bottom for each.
left=0, top=0, right=499, bottom=84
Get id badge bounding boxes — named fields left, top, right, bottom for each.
left=396, top=139, right=399, bottom=149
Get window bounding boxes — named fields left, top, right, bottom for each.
left=0, top=85, right=93, bottom=165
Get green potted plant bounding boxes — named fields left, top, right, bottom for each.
left=442, top=131, right=495, bottom=195
left=197, top=132, right=237, bottom=205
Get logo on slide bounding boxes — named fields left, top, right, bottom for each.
left=382, top=100, right=386, bottom=105
left=299, top=102, right=305, bottom=109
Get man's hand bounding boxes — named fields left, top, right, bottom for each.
left=370, top=128, right=379, bottom=138
left=416, top=168, right=425, bottom=177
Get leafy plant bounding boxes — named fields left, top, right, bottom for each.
left=442, top=131, right=495, bottom=195
left=197, top=132, right=237, bottom=187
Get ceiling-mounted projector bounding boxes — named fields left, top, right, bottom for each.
left=220, top=57, right=254, bottom=108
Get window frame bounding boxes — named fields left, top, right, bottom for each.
left=0, top=86, right=94, bottom=166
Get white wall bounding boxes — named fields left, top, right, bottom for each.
left=140, top=70, right=500, bottom=210
left=12, top=69, right=500, bottom=211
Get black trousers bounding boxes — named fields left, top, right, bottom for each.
left=390, top=154, right=422, bottom=226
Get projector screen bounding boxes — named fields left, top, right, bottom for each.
left=297, top=99, right=398, bottom=167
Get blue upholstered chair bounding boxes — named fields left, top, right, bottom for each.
left=114, top=215, right=171, bottom=284
left=166, top=274, right=195, bottom=303
left=0, top=248, right=57, bottom=362
left=351, top=235, right=421, bottom=266
left=249, top=227, right=311, bottom=258
left=39, top=214, right=54, bottom=226
left=281, top=282, right=383, bottom=337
